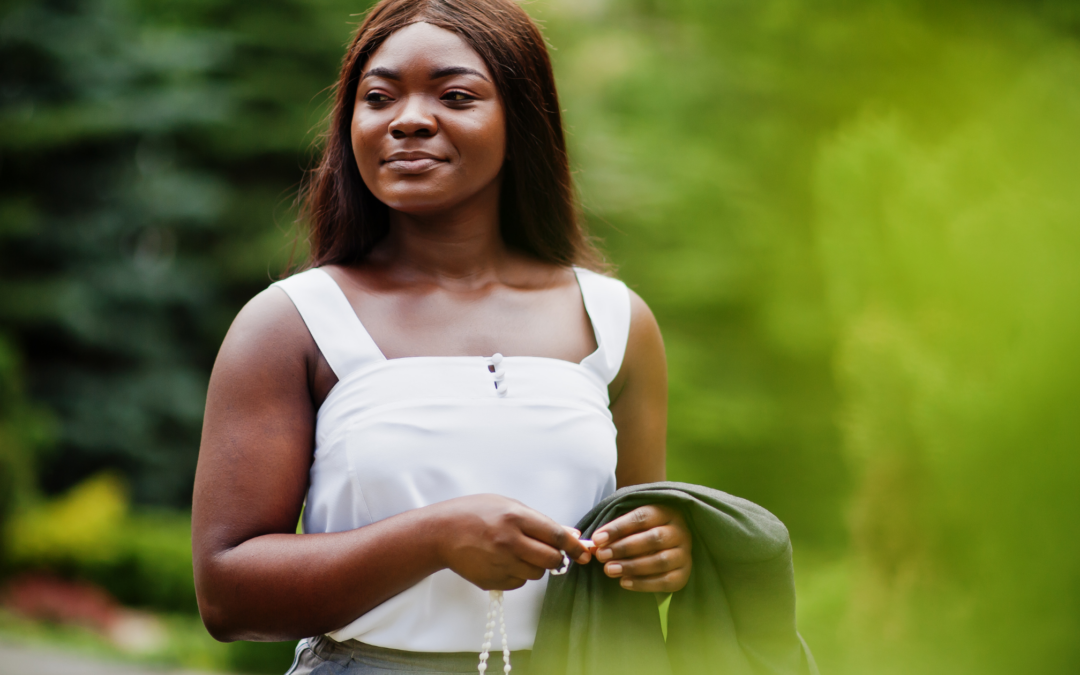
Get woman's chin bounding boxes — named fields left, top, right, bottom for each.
left=384, top=198, right=459, bottom=216
left=378, top=189, right=476, bottom=217
left=373, top=173, right=502, bottom=219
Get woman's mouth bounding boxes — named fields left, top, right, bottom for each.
left=383, top=155, right=445, bottom=174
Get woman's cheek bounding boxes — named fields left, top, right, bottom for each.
left=354, top=153, right=384, bottom=195
left=352, top=116, right=381, bottom=166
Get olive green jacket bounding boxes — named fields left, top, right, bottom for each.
left=531, top=482, right=819, bottom=675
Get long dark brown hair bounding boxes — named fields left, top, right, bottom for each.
left=298, top=0, right=604, bottom=271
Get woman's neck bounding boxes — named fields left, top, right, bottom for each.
left=375, top=181, right=510, bottom=284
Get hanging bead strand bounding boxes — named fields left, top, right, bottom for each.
left=478, top=590, right=510, bottom=674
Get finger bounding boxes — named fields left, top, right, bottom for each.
left=602, top=548, right=688, bottom=579
left=563, top=526, right=590, bottom=562
left=488, top=576, right=529, bottom=591
left=503, top=553, right=550, bottom=582
left=513, top=534, right=570, bottom=571
left=516, top=562, right=550, bottom=582
left=592, top=506, right=667, bottom=548
left=617, top=569, right=687, bottom=593
left=595, top=524, right=679, bottom=562
left=519, top=515, right=588, bottom=561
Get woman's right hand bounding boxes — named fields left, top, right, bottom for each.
left=433, top=494, right=590, bottom=591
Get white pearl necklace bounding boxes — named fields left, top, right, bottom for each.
left=477, top=552, right=573, bottom=674
left=478, top=590, right=511, bottom=674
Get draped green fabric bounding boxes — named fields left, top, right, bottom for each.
left=532, top=482, right=818, bottom=675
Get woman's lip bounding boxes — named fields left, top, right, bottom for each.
left=384, top=157, right=444, bottom=174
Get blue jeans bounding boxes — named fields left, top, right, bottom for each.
left=286, top=635, right=532, bottom=675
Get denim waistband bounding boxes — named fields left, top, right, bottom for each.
left=295, top=634, right=532, bottom=675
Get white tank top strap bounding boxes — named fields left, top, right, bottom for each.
left=574, top=267, right=632, bottom=385
left=271, top=268, right=385, bottom=380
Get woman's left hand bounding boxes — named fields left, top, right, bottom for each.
left=590, top=504, right=692, bottom=593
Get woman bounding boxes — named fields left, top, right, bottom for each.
left=191, top=0, right=692, bottom=672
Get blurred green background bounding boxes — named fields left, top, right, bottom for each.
left=1, top=0, right=1079, bottom=672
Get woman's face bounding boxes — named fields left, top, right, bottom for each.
left=352, top=22, right=506, bottom=215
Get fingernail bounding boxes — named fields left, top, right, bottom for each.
left=593, top=532, right=610, bottom=546
left=596, top=548, right=612, bottom=562
left=621, top=578, right=633, bottom=589
left=606, top=563, right=622, bottom=576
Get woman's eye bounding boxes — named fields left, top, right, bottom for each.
left=364, top=92, right=392, bottom=103
left=442, top=90, right=475, bottom=102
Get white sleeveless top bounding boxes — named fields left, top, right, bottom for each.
left=272, top=266, right=631, bottom=653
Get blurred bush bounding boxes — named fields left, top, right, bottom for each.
left=543, top=0, right=1080, bottom=671
left=5, top=473, right=196, bottom=613
left=815, top=43, right=1080, bottom=672
left=0, top=0, right=367, bottom=508
left=0, top=0, right=362, bottom=667
left=3, top=473, right=297, bottom=672
left=0, top=334, right=55, bottom=546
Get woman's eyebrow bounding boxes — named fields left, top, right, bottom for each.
left=361, top=66, right=400, bottom=81
left=359, top=65, right=490, bottom=82
left=430, top=66, right=490, bottom=82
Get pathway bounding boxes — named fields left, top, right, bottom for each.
left=0, top=640, right=220, bottom=675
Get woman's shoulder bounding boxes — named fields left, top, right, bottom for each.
left=608, top=282, right=664, bottom=400
left=236, top=281, right=310, bottom=336
left=625, top=288, right=660, bottom=353
left=216, top=282, right=317, bottom=374
left=566, top=264, right=651, bottom=326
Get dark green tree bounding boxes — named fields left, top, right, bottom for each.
left=0, top=0, right=366, bottom=507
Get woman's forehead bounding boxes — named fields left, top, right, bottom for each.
left=364, top=22, right=491, bottom=79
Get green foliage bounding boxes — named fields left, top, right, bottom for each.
left=0, top=333, right=54, bottom=555
left=542, top=0, right=854, bottom=548
left=6, top=473, right=197, bottom=612
left=3, top=473, right=297, bottom=672
left=543, top=1, right=1080, bottom=671
left=0, top=0, right=366, bottom=507
left=814, top=37, right=1080, bottom=671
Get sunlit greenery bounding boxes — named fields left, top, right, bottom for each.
left=2, top=0, right=1079, bottom=673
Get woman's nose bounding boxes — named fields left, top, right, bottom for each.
left=389, top=95, right=437, bottom=138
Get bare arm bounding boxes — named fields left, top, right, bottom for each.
left=192, top=288, right=586, bottom=642
left=610, top=289, right=669, bottom=488
left=596, top=289, right=692, bottom=593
